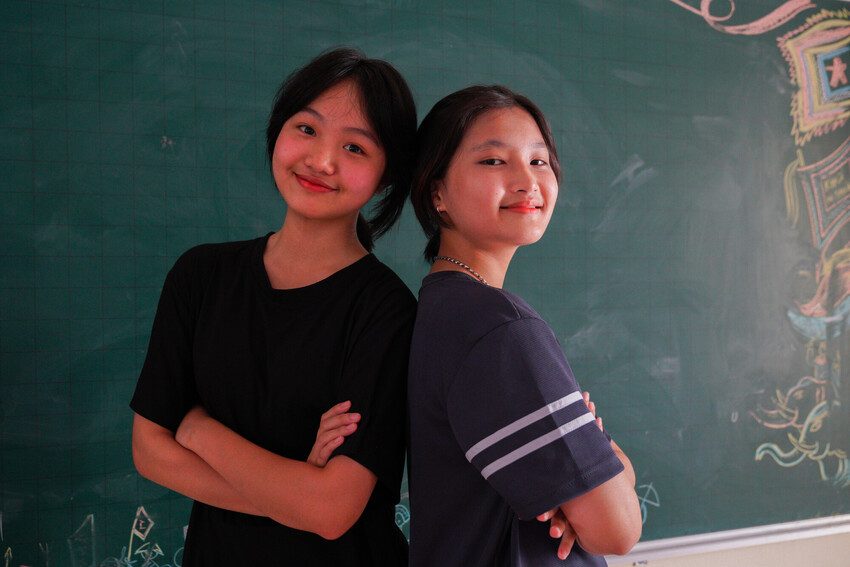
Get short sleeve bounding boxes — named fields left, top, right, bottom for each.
left=332, top=286, right=416, bottom=500
left=447, top=317, right=624, bottom=520
left=130, top=252, right=201, bottom=432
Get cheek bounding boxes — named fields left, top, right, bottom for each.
left=272, top=132, right=297, bottom=172
left=345, top=159, right=385, bottom=194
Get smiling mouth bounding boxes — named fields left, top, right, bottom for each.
left=295, top=174, right=336, bottom=193
left=500, top=205, right=543, bottom=213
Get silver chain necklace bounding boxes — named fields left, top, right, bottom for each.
left=434, top=256, right=489, bottom=286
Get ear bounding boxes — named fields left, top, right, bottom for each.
left=432, top=180, right=447, bottom=213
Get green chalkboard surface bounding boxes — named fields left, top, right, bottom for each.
left=2, top=0, right=850, bottom=565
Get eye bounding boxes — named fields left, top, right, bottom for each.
left=344, top=143, right=365, bottom=155
left=298, top=125, right=316, bottom=136
left=479, top=158, right=504, bottom=166
left=531, top=158, right=548, bottom=166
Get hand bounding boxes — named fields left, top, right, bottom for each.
left=537, top=508, right=577, bottom=560
left=175, top=405, right=211, bottom=450
left=584, top=391, right=603, bottom=431
left=306, top=400, right=361, bottom=467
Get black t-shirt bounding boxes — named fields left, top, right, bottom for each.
left=408, top=272, right=624, bottom=567
left=130, top=234, right=415, bottom=566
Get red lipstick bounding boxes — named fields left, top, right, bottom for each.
left=501, top=201, right=542, bottom=213
left=295, top=174, right=336, bottom=193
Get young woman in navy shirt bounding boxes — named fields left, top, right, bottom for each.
left=406, top=85, right=642, bottom=566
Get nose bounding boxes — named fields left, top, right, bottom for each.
left=512, top=162, right=539, bottom=194
left=304, top=139, right=336, bottom=175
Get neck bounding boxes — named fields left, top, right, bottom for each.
left=264, top=211, right=367, bottom=288
left=432, top=232, right=516, bottom=288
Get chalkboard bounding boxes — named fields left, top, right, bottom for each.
left=2, top=0, right=850, bottom=565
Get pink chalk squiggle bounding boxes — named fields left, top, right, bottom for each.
left=669, top=0, right=816, bottom=35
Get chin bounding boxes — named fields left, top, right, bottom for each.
left=517, top=229, right=548, bottom=246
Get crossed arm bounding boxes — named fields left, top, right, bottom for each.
left=537, top=395, right=642, bottom=558
left=132, top=402, right=370, bottom=540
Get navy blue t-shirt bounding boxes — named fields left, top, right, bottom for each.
left=408, top=271, right=624, bottom=567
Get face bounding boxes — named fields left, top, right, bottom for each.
left=272, top=80, right=387, bottom=224
left=434, top=106, right=558, bottom=252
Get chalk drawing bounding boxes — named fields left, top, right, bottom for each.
left=127, top=506, right=154, bottom=561
left=672, top=0, right=850, bottom=491
left=827, top=56, right=848, bottom=88
left=668, top=0, right=816, bottom=35
left=395, top=504, right=411, bottom=529
left=68, top=514, right=95, bottom=567
left=778, top=10, right=850, bottom=146
left=38, top=542, right=50, bottom=567
left=637, top=483, right=661, bottom=525
left=97, top=508, right=183, bottom=567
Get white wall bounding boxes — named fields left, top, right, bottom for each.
left=608, top=517, right=850, bottom=567
left=610, top=532, right=850, bottom=567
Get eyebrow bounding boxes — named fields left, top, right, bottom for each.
left=470, top=139, right=548, bottom=152
left=299, top=106, right=381, bottom=147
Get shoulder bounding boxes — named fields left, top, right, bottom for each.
left=357, top=255, right=417, bottom=314
left=165, top=236, right=263, bottom=300
left=418, top=272, right=543, bottom=336
left=169, top=237, right=261, bottom=280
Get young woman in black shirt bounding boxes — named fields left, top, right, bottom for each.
left=130, top=48, right=416, bottom=566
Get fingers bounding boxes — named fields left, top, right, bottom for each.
left=315, top=435, right=345, bottom=465
left=541, top=509, right=576, bottom=560
left=308, top=401, right=360, bottom=468
left=320, top=412, right=361, bottom=435
left=549, top=512, right=567, bottom=539
left=583, top=391, right=602, bottom=431
left=583, top=392, right=595, bottom=415
left=316, top=422, right=359, bottom=451
left=558, top=526, right=576, bottom=560
left=321, top=400, right=352, bottom=421
left=320, top=401, right=360, bottom=432
left=308, top=433, right=348, bottom=467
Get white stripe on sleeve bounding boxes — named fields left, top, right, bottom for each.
left=465, top=391, right=584, bottom=462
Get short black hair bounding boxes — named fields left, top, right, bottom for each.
left=266, top=47, right=417, bottom=250
left=410, top=85, right=561, bottom=262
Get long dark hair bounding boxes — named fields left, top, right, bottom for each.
left=410, top=85, right=561, bottom=262
left=266, top=47, right=417, bottom=251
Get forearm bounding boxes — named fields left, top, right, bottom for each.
left=132, top=415, right=263, bottom=515
left=181, top=415, right=373, bottom=539
left=611, top=439, right=636, bottom=487
left=564, top=471, right=641, bottom=555
left=561, top=441, right=642, bottom=555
